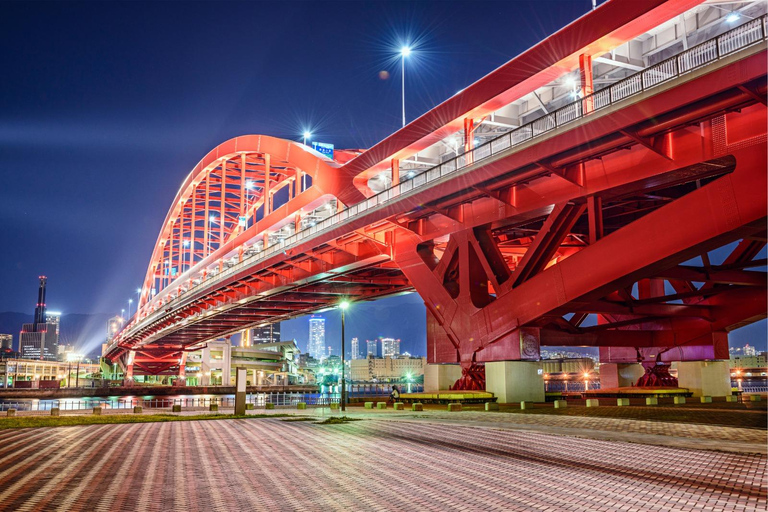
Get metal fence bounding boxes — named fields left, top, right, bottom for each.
left=119, top=15, right=767, bottom=340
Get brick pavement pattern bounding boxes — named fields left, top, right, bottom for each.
left=0, top=418, right=764, bottom=511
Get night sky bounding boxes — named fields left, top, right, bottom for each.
left=1, top=1, right=764, bottom=355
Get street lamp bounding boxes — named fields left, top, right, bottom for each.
left=400, top=46, right=411, bottom=127
left=339, top=300, right=350, bottom=412
left=127, top=298, right=133, bottom=319
left=303, top=131, right=311, bottom=146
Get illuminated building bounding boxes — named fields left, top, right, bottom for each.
left=381, top=338, right=401, bottom=358
left=350, top=337, right=360, bottom=360
left=350, top=356, right=426, bottom=382
left=0, top=334, right=12, bottom=350
left=308, top=316, right=325, bottom=360
left=107, top=315, right=124, bottom=343
left=252, top=322, right=281, bottom=344
left=19, top=277, right=59, bottom=361
left=366, top=339, right=377, bottom=358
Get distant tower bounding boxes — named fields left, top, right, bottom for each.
left=19, top=276, right=59, bottom=361
left=107, top=316, right=123, bottom=343
left=366, top=339, right=377, bottom=358
left=351, top=337, right=360, bottom=360
left=308, top=316, right=326, bottom=360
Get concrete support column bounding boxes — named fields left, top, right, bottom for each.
left=200, top=346, right=211, bottom=386
left=486, top=361, right=545, bottom=403
left=424, top=363, right=462, bottom=392
left=221, top=343, right=232, bottom=386
left=676, top=360, right=731, bottom=397
left=598, top=363, right=645, bottom=389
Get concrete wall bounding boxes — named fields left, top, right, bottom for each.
left=599, top=363, right=645, bottom=388
left=486, top=361, right=545, bottom=403
left=424, top=364, right=462, bottom=392
left=677, top=360, right=731, bottom=397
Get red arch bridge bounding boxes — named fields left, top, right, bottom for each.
left=105, top=0, right=768, bottom=402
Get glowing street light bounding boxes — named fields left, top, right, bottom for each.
left=726, top=12, right=740, bottom=23
left=400, top=46, right=411, bottom=127
left=303, top=131, right=312, bottom=146
left=339, top=300, right=350, bottom=412
left=127, top=298, right=133, bottom=320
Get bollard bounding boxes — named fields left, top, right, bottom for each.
left=51, top=407, right=60, bottom=416
left=674, top=396, right=686, bottom=405
left=750, top=395, right=762, bottom=402
left=364, top=402, right=374, bottom=409
left=210, top=404, right=219, bottom=412
left=394, top=402, right=404, bottom=410
left=297, top=402, right=306, bottom=410
left=485, top=402, right=499, bottom=411
left=245, top=403, right=254, bottom=410
left=725, top=395, right=738, bottom=403
left=172, top=405, right=181, bottom=413
left=93, top=407, right=102, bottom=415
left=520, top=401, right=528, bottom=410
left=133, top=406, right=143, bottom=414
left=586, top=399, right=600, bottom=408
left=553, top=400, right=567, bottom=409
left=7, top=409, right=16, bottom=417
left=377, top=402, right=387, bottom=410
left=412, top=403, right=423, bottom=412
left=329, top=403, right=339, bottom=410
left=617, top=398, right=630, bottom=406
left=448, top=403, right=462, bottom=412
left=645, top=397, right=658, bottom=406
left=265, top=403, right=275, bottom=410
left=700, top=396, right=712, bottom=403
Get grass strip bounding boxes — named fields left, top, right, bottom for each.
left=0, top=413, right=293, bottom=429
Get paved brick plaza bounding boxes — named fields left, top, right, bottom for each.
left=0, top=417, right=765, bottom=511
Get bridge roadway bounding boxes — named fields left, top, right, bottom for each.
left=106, top=1, right=768, bottom=386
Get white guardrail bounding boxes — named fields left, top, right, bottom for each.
left=114, top=15, right=767, bottom=347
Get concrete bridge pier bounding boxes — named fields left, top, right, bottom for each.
left=598, top=363, right=645, bottom=389
left=485, top=361, right=545, bottom=403
left=675, top=360, right=731, bottom=398
left=424, top=364, right=462, bottom=392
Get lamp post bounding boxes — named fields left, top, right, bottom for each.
left=339, top=300, right=350, bottom=412
left=127, top=298, right=133, bottom=320
left=303, top=131, right=311, bottom=146
left=400, top=46, right=411, bottom=127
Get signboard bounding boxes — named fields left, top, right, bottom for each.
left=311, top=141, right=334, bottom=160
left=238, top=216, right=247, bottom=227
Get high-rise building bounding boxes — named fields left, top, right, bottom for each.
left=366, top=339, right=377, bottom=358
left=351, top=337, right=360, bottom=360
left=744, top=344, right=757, bottom=356
left=308, top=316, right=326, bottom=360
left=45, top=312, right=61, bottom=336
left=252, top=322, right=281, bottom=344
left=0, top=334, right=12, bottom=350
left=19, top=276, right=59, bottom=361
left=381, top=338, right=401, bottom=358
left=107, top=315, right=124, bottom=343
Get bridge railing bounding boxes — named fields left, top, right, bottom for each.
left=120, top=15, right=767, bottom=344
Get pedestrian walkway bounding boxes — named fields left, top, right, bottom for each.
left=0, top=417, right=764, bottom=511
